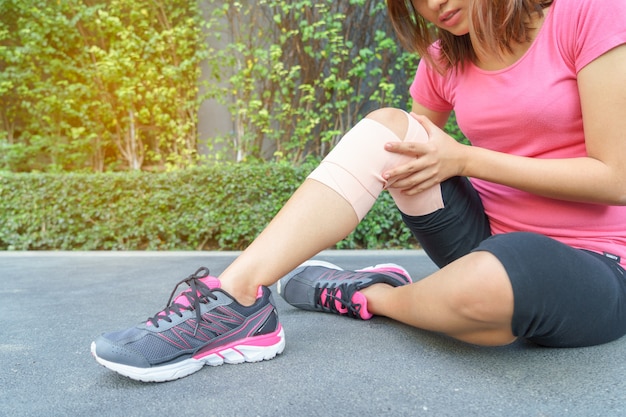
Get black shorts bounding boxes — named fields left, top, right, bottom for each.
left=400, top=176, right=626, bottom=347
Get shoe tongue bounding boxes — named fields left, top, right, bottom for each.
left=320, top=289, right=346, bottom=314
left=320, top=289, right=372, bottom=319
left=172, top=275, right=221, bottom=308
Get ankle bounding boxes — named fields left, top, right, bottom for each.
left=360, top=282, right=394, bottom=297
left=219, top=279, right=259, bottom=306
left=359, top=283, right=394, bottom=315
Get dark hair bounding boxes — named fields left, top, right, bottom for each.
left=387, top=0, right=553, bottom=72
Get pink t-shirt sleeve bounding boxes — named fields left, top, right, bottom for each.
left=409, top=49, right=455, bottom=112
left=569, top=0, right=626, bottom=71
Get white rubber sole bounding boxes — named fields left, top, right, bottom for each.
left=91, top=327, right=285, bottom=383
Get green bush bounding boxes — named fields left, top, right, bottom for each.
left=0, top=163, right=416, bottom=250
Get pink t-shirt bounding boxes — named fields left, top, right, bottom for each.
left=410, top=0, right=626, bottom=266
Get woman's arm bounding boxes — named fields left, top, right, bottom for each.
left=410, top=101, right=451, bottom=129
left=385, top=44, right=626, bottom=206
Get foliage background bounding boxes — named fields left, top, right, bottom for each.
left=0, top=165, right=414, bottom=250
left=0, top=0, right=206, bottom=172
left=0, top=0, right=465, bottom=250
left=204, top=0, right=421, bottom=163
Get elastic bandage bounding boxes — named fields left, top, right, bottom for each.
left=307, top=110, right=444, bottom=220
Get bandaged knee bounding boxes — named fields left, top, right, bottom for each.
left=307, top=110, right=444, bottom=220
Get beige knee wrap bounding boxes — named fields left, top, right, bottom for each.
left=308, top=111, right=444, bottom=220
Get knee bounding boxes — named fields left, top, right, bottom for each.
left=365, top=108, right=410, bottom=139
left=447, top=252, right=515, bottom=325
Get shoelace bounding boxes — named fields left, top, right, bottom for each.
left=314, top=282, right=362, bottom=318
left=147, top=267, right=217, bottom=335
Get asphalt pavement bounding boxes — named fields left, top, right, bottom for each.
left=1, top=250, right=625, bottom=417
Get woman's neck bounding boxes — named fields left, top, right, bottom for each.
left=472, top=6, right=550, bottom=71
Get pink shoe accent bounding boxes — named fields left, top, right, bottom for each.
left=351, top=292, right=372, bottom=320
left=357, top=264, right=412, bottom=284
left=193, top=324, right=284, bottom=359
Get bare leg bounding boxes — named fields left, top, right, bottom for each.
left=218, top=107, right=516, bottom=346
left=219, top=108, right=412, bottom=305
left=219, top=179, right=359, bottom=305
left=361, top=251, right=517, bottom=346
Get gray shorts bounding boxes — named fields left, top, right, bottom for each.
left=400, top=177, right=626, bottom=347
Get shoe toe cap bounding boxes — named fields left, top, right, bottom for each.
left=279, top=278, right=320, bottom=311
left=92, top=334, right=151, bottom=368
left=276, top=265, right=307, bottom=296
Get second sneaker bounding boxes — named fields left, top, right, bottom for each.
left=277, top=260, right=412, bottom=320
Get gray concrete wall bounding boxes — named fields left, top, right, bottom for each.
left=197, top=1, right=235, bottom=156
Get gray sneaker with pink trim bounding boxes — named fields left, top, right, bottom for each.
left=91, top=267, right=285, bottom=382
left=277, top=260, right=412, bottom=320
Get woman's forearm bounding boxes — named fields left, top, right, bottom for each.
left=461, top=145, right=626, bottom=206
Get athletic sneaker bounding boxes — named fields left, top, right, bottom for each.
left=277, top=260, right=412, bottom=320
left=91, top=267, right=285, bottom=382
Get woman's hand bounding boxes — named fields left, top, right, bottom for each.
left=382, top=113, right=467, bottom=195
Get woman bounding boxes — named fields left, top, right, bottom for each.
left=92, top=0, right=626, bottom=382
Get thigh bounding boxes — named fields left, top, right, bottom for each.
left=476, top=232, right=626, bottom=347
left=400, top=176, right=491, bottom=268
